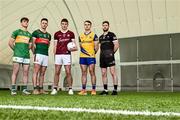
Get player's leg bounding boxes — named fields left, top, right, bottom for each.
left=22, top=63, right=31, bottom=95
left=99, top=55, right=109, bottom=95
left=11, top=62, right=20, bottom=95
left=32, top=63, right=41, bottom=94
left=32, top=54, right=42, bottom=94
left=64, top=65, right=73, bottom=95
left=51, top=55, right=62, bottom=95
left=39, top=55, right=48, bottom=94
left=78, top=58, right=88, bottom=95
left=109, top=65, right=118, bottom=95
left=89, top=63, right=96, bottom=95
left=51, top=64, right=62, bottom=95
left=39, top=66, right=48, bottom=94
left=99, top=68, right=109, bottom=95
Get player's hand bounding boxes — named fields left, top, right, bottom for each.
left=69, top=47, right=77, bottom=52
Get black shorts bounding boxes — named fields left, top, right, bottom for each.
left=100, top=50, right=115, bottom=68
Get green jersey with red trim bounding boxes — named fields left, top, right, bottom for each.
left=32, top=29, right=51, bottom=56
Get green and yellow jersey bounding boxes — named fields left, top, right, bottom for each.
left=11, top=29, right=32, bottom=58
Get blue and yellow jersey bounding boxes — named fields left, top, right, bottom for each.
left=79, top=32, right=98, bottom=58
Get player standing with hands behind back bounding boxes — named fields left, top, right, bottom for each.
left=99, top=21, right=119, bottom=95
left=8, top=17, right=32, bottom=95
left=32, top=18, right=51, bottom=95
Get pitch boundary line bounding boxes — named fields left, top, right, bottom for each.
left=0, top=105, right=180, bottom=117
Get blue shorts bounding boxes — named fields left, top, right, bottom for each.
left=79, top=58, right=96, bottom=65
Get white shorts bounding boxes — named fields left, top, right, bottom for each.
left=55, top=54, right=71, bottom=65
left=34, top=54, right=48, bottom=66
left=13, top=57, right=30, bottom=64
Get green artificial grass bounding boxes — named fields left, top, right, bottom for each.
left=0, top=90, right=180, bottom=120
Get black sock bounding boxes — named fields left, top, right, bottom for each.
left=54, top=87, right=57, bottom=90
left=33, top=86, right=37, bottom=90
left=39, top=86, right=43, bottom=90
left=92, top=84, right=96, bottom=90
left=104, top=84, right=108, bottom=90
left=82, top=84, right=86, bottom=90
left=114, top=85, right=118, bottom=91
left=36, top=86, right=40, bottom=90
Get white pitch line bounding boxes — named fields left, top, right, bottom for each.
left=0, top=105, right=180, bottom=117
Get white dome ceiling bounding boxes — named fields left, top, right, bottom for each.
left=0, top=0, right=180, bottom=64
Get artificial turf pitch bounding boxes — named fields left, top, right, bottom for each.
left=0, top=90, right=180, bottom=120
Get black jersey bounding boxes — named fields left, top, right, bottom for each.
left=99, top=32, right=117, bottom=51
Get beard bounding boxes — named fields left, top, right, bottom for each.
left=103, top=29, right=108, bottom=32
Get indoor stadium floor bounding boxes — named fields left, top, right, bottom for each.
left=0, top=90, right=180, bottom=120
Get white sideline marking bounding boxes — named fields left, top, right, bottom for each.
left=0, top=105, right=180, bottom=116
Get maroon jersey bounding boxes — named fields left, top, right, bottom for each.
left=54, top=30, right=75, bottom=54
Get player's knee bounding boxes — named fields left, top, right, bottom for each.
left=23, top=70, right=29, bottom=76
left=13, top=70, right=19, bottom=75
left=66, top=71, right=71, bottom=77
left=82, top=71, right=87, bottom=76
left=89, top=69, right=95, bottom=76
left=110, top=71, right=116, bottom=77
left=40, top=72, right=45, bottom=77
left=102, top=71, right=107, bottom=77
left=55, top=70, right=60, bottom=75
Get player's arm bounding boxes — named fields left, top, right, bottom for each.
left=9, top=30, right=17, bottom=50
left=78, top=36, right=82, bottom=47
left=31, top=37, right=36, bottom=54
left=48, top=34, right=51, bottom=48
left=112, top=33, right=119, bottom=53
left=94, top=41, right=99, bottom=54
left=8, top=37, right=15, bottom=50
left=113, top=34, right=119, bottom=53
left=94, top=34, right=99, bottom=54
left=53, top=33, right=57, bottom=55
left=113, top=40, right=119, bottom=53
left=29, top=36, right=33, bottom=50
left=53, top=40, right=57, bottom=55
left=29, top=42, right=32, bottom=50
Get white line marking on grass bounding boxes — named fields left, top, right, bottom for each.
left=0, top=105, right=180, bottom=117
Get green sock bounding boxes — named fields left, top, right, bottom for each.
left=11, top=85, right=16, bottom=90
left=22, top=86, right=27, bottom=91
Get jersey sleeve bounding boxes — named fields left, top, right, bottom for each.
left=54, top=32, right=57, bottom=41
left=71, top=32, right=75, bottom=40
left=49, top=33, right=51, bottom=41
left=32, top=30, right=37, bottom=38
left=11, top=30, right=18, bottom=39
left=99, top=35, right=102, bottom=43
left=54, top=33, right=57, bottom=40
left=94, top=34, right=98, bottom=41
left=112, top=33, right=118, bottom=42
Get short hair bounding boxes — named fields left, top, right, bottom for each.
left=20, top=17, right=29, bottom=23
left=84, top=20, right=92, bottom=25
left=61, top=18, right=68, bottom=23
left=102, top=21, right=109, bottom=25
left=41, top=18, right=48, bottom=22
